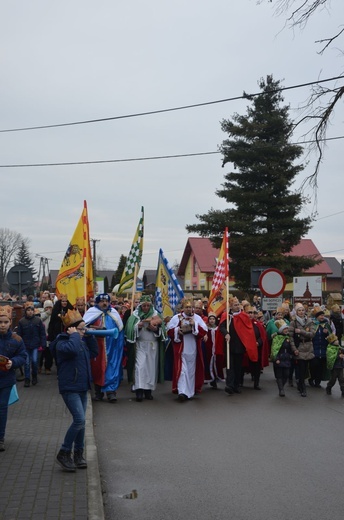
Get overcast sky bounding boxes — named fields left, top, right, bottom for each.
left=1, top=0, right=343, bottom=278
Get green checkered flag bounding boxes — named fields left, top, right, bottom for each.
left=118, top=207, right=144, bottom=294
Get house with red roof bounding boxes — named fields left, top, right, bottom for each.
left=177, top=238, right=218, bottom=291
left=284, top=239, right=333, bottom=291
left=177, top=237, right=236, bottom=291
left=178, top=237, right=336, bottom=292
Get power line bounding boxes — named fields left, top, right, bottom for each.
left=0, top=135, right=343, bottom=169
left=0, top=75, right=343, bottom=134
left=315, top=210, right=344, bottom=221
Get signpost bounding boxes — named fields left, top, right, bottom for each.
left=258, top=268, right=286, bottom=298
left=7, top=264, right=33, bottom=297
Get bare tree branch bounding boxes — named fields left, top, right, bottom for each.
left=258, top=1, right=343, bottom=189
left=316, top=27, right=344, bottom=54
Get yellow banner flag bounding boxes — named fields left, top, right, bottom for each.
left=55, top=201, right=93, bottom=305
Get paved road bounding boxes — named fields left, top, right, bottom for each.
left=93, top=365, right=344, bottom=520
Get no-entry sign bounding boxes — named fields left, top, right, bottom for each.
left=258, top=268, right=286, bottom=297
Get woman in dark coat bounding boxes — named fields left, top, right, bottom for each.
left=48, top=294, right=74, bottom=341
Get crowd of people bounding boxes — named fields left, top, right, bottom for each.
left=1, top=289, right=343, bottom=470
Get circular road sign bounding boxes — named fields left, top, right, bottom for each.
left=258, top=268, right=286, bottom=298
left=7, top=264, right=33, bottom=288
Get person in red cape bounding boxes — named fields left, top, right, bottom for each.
left=216, top=297, right=258, bottom=395
left=167, top=299, right=207, bottom=402
left=241, top=306, right=270, bottom=390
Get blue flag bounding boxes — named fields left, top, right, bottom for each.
left=154, top=249, right=184, bottom=318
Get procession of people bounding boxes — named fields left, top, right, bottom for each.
left=1, top=290, right=343, bottom=468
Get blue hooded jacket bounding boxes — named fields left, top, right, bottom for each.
left=0, top=330, right=26, bottom=389
left=50, top=332, right=98, bottom=394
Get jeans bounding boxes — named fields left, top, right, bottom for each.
left=0, top=386, right=12, bottom=440
left=61, top=391, right=88, bottom=452
left=24, top=348, right=38, bottom=380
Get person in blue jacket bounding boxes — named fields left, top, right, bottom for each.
left=50, top=309, right=98, bottom=472
left=17, top=301, right=46, bottom=387
left=0, top=305, right=26, bottom=452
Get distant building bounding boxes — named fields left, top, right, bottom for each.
left=177, top=237, right=338, bottom=293
left=176, top=237, right=236, bottom=292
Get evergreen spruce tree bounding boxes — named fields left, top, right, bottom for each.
left=14, top=241, right=37, bottom=294
left=113, top=255, right=127, bottom=287
left=187, top=75, right=316, bottom=290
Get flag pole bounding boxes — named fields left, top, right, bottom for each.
left=226, top=272, right=230, bottom=369
left=225, top=228, right=230, bottom=370
left=131, top=263, right=139, bottom=313
left=83, top=200, right=88, bottom=303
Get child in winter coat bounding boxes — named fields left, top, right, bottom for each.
left=51, top=309, right=98, bottom=472
left=325, top=333, right=344, bottom=397
left=270, top=320, right=292, bottom=397
left=17, top=302, right=46, bottom=387
left=0, top=305, right=26, bottom=451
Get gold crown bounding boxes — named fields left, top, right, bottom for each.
left=61, top=309, right=83, bottom=328
left=0, top=305, right=13, bottom=320
left=327, top=333, right=338, bottom=344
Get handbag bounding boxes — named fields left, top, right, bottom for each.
left=8, top=385, right=19, bottom=406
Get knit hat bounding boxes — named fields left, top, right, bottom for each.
left=275, top=319, right=289, bottom=333
left=61, top=309, right=83, bottom=328
left=43, top=300, right=53, bottom=309
left=327, top=333, right=338, bottom=344
left=95, top=293, right=110, bottom=304
left=0, top=305, right=12, bottom=320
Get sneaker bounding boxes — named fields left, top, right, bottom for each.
left=74, top=450, right=87, bottom=469
left=24, top=379, right=30, bottom=387
left=94, top=391, right=104, bottom=401
left=177, top=393, right=188, bottom=402
left=225, top=386, right=234, bottom=395
left=107, top=392, right=117, bottom=403
left=0, top=440, right=5, bottom=452
left=56, top=450, right=76, bottom=472
left=32, top=376, right=38, bottom=386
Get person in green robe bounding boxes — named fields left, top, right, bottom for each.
left=125, top=296, right=166, bottom=402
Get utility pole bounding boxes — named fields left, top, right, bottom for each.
left=90, top=239, right=100, bottom=280
left=36, top=256, right=52, bottom=293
